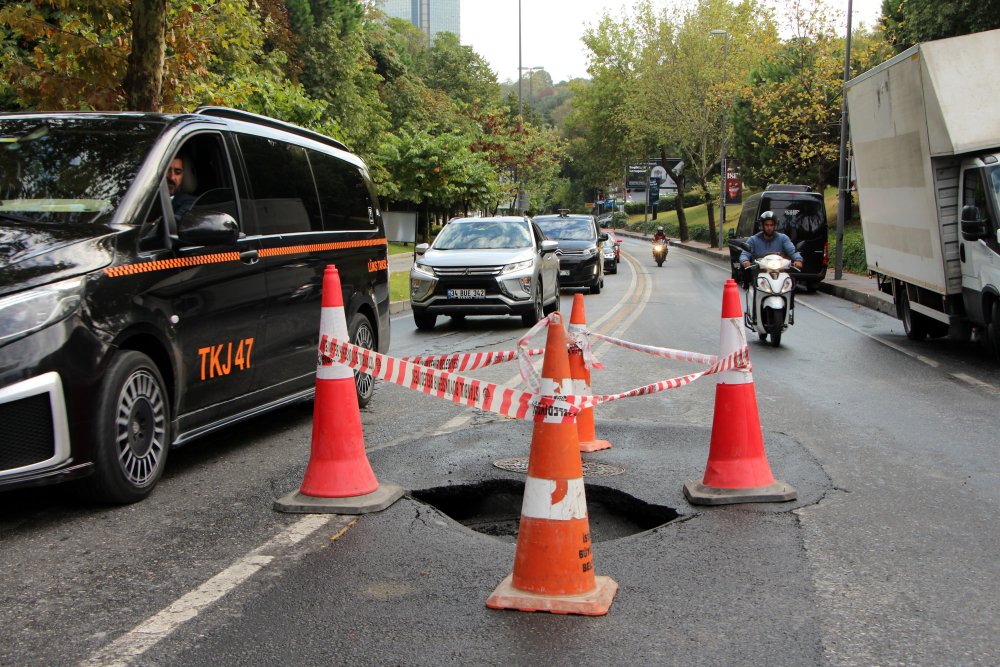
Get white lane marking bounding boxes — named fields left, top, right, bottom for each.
left=80, top=514, right=349, bottom=667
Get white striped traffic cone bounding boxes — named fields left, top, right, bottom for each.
left=486, top=312, right=618, bottom=615
left=274, top=265, right=403, bottom=514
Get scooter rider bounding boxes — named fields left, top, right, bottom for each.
left=739, top=211, right=803, bottom=275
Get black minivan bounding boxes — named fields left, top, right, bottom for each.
left=728, top=184, right=829, bottom=291
left=0, top=108, right=390, bottom=503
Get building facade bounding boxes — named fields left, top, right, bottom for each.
left=380, top=0, right=460, bottom=41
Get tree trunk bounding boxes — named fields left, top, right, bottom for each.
left=124, top=0, right=167, bottom=111
left=698, top=167, right=718, bottom=248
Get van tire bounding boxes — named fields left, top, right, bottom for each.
left=86, top=351, right=170, bottom=504
left=349, top=313, right=377, bottom=408
left=900, top=290, right=928, bottom=341
left=988, top=301, right=1000, bottom=361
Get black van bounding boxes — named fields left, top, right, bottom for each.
left=0, top=108, right=390, bottom=503
left=728, top=184, right=828, bottom=290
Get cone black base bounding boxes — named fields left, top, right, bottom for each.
left=274, top=482, right=404, bottom=514
left=683, top=480, right=797, bottom=505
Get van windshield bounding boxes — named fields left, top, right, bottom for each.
left=763, top=196, right=827, bottom=241
left=534, top=216, right=596, bottom=241
left=0, top=117, right=165, bottom=225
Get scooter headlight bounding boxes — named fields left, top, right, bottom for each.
left=756, top=276, right=773, bottom=293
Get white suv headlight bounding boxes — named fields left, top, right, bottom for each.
left=501, top=259, right=533, bottom=275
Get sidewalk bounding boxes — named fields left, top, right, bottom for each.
left=618, top=229, right=895, bottom=317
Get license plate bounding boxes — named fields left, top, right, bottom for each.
left=447, top=288, right=485, bottom=299
left=559, top=270, right=570, bottom=277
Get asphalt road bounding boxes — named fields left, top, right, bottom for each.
left=2, top=242, right=998, bottom=666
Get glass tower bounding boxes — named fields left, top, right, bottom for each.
left=379, top=0, right=460, bottom=41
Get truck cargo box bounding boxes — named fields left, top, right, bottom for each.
left=846, top=28, right=1000, bottom=295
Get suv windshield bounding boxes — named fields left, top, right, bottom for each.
left=432, top=219, right=532, bottom=250
left=0, top=117, right=165, bottom=225
left=535, top=217, right=596, bottom=241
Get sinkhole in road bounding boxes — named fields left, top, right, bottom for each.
left=411, top=479, right=678, bottom=543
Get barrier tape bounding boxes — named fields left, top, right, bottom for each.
left=318, top=327, right=750, bottom=424
left=403, top=348, right=544, bottom=371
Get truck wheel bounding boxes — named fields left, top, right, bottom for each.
left=989, top=301, right=1000, bottom=361
left=86, top=351, right=170, bottom=504
left=348, top=313, right=377, bottom=408
left=900, top=291, right=928, bottom=341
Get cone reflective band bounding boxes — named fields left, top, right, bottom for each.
left=684, top=280, right=796, bottom=505
left=274, top=265, right=403, bottom=514
left=568, top=293, right=611, bottom=452
left=487, top=313, right=617, bottom=615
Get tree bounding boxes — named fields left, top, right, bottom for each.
left=881, top=0, right=1000, bottom=52
left=124, top=0, right=166, bottom=110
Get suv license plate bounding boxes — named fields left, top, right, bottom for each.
left=447, top=289, right=485, bottom=299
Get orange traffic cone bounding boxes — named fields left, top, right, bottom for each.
left=486, top=312, right=618, bottom=615
left=683, top=279, right=796, bottom=505
left=274, top=265, right=403, bottom=514
left=568, top=294, right=611, bottom=452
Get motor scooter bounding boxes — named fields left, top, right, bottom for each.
left=739, top=252, right=798, bottom=347
left=652, top=239, right=668, bottom=266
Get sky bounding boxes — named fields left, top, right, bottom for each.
left=460, top=0, right=885, bottom=84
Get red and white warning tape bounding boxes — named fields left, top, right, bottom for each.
left=318, top=326, right=750, bottom=424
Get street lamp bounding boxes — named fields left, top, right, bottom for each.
left=710, top=29, right=729, bottom=250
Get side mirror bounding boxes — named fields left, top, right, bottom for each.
left=414, top=242, right=430, bottom=256
left=176, top=210, right=239, bottom=247
left=729, top=240, right=751, bottom=253
left=540, top=239, right=559, bottom=254
left=728, top=228, right=736, bottom=239
left=598, top=232, right=609, bottom=242
left=960, top=205, right=986, bottom=240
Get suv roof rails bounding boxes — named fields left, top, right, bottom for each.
left=192, top=106, right=349, bottom=152
left=765, top=183, right=812, bottom=192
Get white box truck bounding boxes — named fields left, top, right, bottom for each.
left=846, top=29, right=1000, bottom=355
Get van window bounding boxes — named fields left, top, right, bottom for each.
left=238, top=135, right=322, bottom=234
left=308, top=150, right=375, bottom=231
left=762, top=196, right=826, bottom=241
left=737, top=195, right=759, bottom=237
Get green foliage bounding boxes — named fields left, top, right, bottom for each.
left=881, top=0, right=1000, bottom=52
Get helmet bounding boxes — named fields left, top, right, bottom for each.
left=758, top=211, right=776, bottom=223
left=656, top=226, right=664, bottom=232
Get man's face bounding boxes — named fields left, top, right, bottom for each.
left=761, top=219, right=777, bottom=238
left=166, top=158, right=184, bottom=195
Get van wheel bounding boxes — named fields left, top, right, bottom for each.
left=86, top=351, right=169, bottom=504
left=349, top=313, right=377, bottom=408
left=590, top=276, right=601, bottom=295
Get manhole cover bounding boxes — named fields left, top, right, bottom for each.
left=493, top=457, right=625, bottom=477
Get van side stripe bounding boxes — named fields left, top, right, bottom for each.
left=104, top=238, right=388, bottom=278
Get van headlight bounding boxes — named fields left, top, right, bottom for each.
left=582, top=247, right=598, bottom=258
left=0, top=278, right=83, bottom=346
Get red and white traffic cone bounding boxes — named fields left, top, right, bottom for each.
left=274, top=265, right=403, bottom=514
left=486, top=312, right=618, bottom=615
left=568, top=293, right=610, bottom=452
left=683, top=279, right=796, bottom=505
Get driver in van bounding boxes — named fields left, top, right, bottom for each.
left=740, top=210, right=803, bottom=273
left=165, top=154, right=196, bottom=221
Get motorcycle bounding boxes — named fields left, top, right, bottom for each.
left=652, top=239, right=668, bottom=266
left=741, top=253, right=798, bottom=347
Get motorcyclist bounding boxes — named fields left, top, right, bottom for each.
left=652, top=226, right=667, bottom=243
left=739, top=211, right=803, bottom=275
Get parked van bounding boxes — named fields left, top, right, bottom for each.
left=728, top=184, right=829, bottom=290
left=0, top=108, right=390, bottom=503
